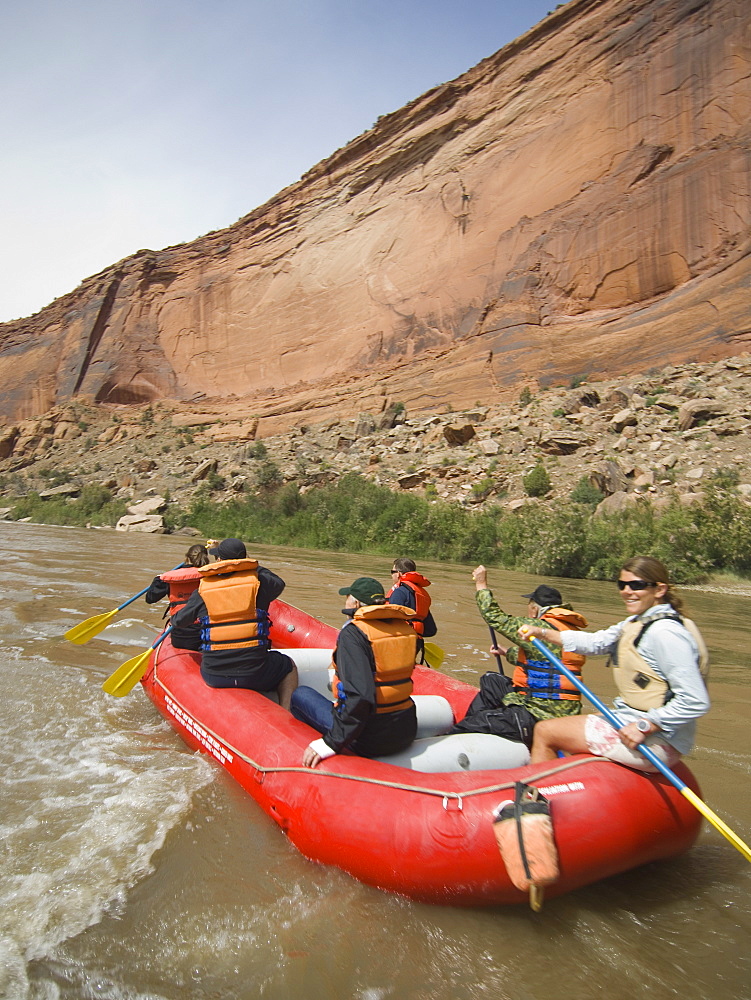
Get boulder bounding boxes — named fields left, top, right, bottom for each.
left=565, top=389, right=601, bottom=413
left=397, top=471, right=427, bottom=489
left=354, top=413, right=378, bottom=437
left=677, top=398, right=728, bottom=431
left=443, top=424, right=476, bottom=446
left=127, top=496, right=167, bottom=515
left=589, top=461, right=630, bottom=496
left=652, top=394, right=684, bottom=411
left=191, top=458, right=218, bottom=482
left=115, top=514, right=165, bottom=533
left=594, top=491, right=643, bottom=516
left=610, top=409, right=638, bottom=433
left=38, top=483, right=81, bottom=498
left=477, top=438, right=500, bottom=456
left=538, top=430, right=589, bottom=455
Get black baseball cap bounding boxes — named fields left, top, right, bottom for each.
left=521, top=584, right=562, bottom=606
left=209, top=538, right=247, bottom=560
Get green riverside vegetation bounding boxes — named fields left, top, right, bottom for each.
left=10, top=471, right=748, bottom=584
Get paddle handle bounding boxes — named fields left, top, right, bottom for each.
left=529, top=637, right=751, bottom=865
left=116, top=563, right=185, bottom=611
left=488, top=626, right=506, bottom=675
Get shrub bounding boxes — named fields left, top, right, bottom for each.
left=206, top=470, right=226, bottom=492
left=471, top=478, right=496, bottom=498
left=254, top=461, right=282, bottom=490
left=709, top=467, right=740, bottom=490
left=247, top=441, right=268, bottom=460
left=522, top=465, right=551, bottom=498
left=569, top=477, right=604, bottom=507
left=519, top=386, right=533, bottom=406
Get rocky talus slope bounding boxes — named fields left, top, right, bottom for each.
left=1, top=354, right=749, bottom=528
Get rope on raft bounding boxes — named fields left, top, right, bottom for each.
left=156, top=673, right=611, bottom=804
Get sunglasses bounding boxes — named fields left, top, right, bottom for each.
left=390, top=568, right=399, bottom=573
left=617, top=579, right=656, bottom=591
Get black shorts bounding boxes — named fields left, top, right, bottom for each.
left=200, top=649, right=295, bottom=692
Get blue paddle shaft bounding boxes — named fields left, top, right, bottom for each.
left=115, top=563, right=185, bottom=611
left=151, top=626, right=173, bottom=650
left=529, top=636, right=688, bottom=793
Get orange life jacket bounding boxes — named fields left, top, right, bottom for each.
left=160, top=566, right=202, bottom=620
left=513, top=607, right=587, bottom=701
left=197, top=558, right=269, bottom=652
left=386, top=572, right=432, bottom=636
left=332, top=604, right=418, bottom=714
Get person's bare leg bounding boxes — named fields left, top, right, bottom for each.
left=277, top=663, right=298, bottom=712
left=530, top=715, right=589, bottom=764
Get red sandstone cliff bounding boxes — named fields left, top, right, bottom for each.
left=0, top=0, right=749, bottom=435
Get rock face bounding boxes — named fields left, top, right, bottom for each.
left=0, top=0, right=749, bottom=433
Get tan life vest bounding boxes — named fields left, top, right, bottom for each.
left=332, top=604, right=418, bottom=715
left=612, top=613, right=710, bottom=711
left=197, top=558, right=268, bottom=651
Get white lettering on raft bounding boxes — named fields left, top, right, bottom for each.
left=537, top=781, right=585, bottom=796
left=165, top=695, right=234, bottom=765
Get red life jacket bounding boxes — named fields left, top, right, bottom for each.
left=386, top=572, right=432, bottom=636
left=160, top=566, right=202, bottom=620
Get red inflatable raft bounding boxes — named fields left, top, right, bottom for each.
left=140, top=599, right=702, bottom=906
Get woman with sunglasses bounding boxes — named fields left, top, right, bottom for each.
left=520, top=556, right=710, bottom=770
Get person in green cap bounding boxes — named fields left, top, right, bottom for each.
left=291, top=576, right=421, bottom=767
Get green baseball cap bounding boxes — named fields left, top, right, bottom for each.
left=338, top=577, right=385, bottom=605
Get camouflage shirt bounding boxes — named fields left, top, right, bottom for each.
left=475, top=588, right=581, bottom=721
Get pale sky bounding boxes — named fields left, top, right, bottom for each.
left=0, top=0, right=556, bottom=324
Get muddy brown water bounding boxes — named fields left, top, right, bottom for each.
left=1, top=522, right=749, bottom=1000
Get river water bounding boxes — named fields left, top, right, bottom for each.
left=1, top=521, right=749, bottom=1000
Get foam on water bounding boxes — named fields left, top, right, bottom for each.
left=0, top=648, right=213, bottom=1000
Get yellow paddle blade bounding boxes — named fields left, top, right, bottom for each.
left=423, top=642, right=445, bottom=670
left=681, top=787, right=751, bottom=864
left=101, top=648, right=153, bottom=698
left=65, top=609, right=118, bottom=645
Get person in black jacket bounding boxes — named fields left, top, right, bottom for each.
left=386, top=557, right=437, bottom=637
left=291, top=577, right=420, bottom=767
left=144, top=543, right=209, bottom=650
left=172, top=538, right=297, bottom=708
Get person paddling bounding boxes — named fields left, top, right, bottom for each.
left=521, top=556, right=710, bottom=769
left=144, top=543, right=209, bottom=651
left=450, top=566, right=587, bottom=746
left=171, top=538, right=298, bottom=709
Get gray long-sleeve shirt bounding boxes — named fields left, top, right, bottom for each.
left=560, top=603, right=710, bottom=754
